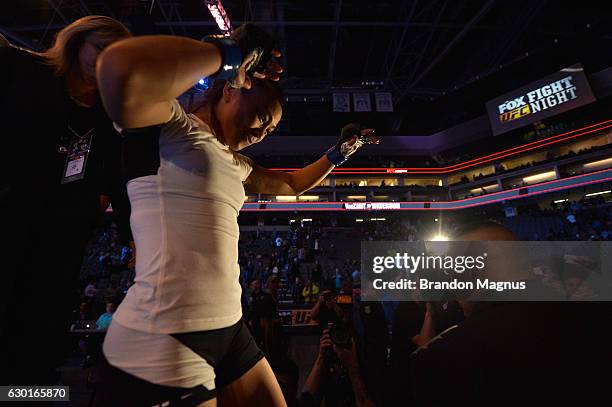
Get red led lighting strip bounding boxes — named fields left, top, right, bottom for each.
left=270, top=120, right=612, bottom=175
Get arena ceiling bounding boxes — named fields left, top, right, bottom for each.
left=2, top=1, right=612, bottom=137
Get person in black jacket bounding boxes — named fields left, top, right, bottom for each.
left=0, top=15, right=132, bottom=385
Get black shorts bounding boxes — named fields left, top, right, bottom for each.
left=94, top=318, right=264, bottom=406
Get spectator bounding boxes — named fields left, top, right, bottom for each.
left=73, top=302, right=94, bottom=322
left=289, top=257, right=301, bottom=282
left=351, top=268, right=360, bottom=283
left=95, top=302, right=115, bottom=331
left=104, top=281, right=119, bottom=303
left=84, top=280, right=97, bottom=299
left=260, top=275, right=281, bottom=356
left=302, top=279, right=320, bottom=304
left=311, top=290, right=342, bottom=332
left=293, top=276, right=305, bottom=304
left=312, top=260, right=323, bottom=286
left=335, top=268, right=342, bottom=290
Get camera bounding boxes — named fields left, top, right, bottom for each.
left=329, top=321, right=352, bottom=348
left=323, top=322, right=353, bottom=368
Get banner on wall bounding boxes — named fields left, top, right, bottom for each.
left=353, top=93, right=372, bottom=112
left=486, top=63, right=596, bottom=136
left=375, top=92, right=394, bottom=112
left=333, top=93, right=351, bottom=112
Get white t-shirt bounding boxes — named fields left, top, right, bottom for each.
left=113, top=100, right=253, bottom=333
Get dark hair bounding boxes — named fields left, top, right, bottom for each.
left=242, top=78, right=284, bottom=108
left=204, top=78, right=283, bottom=108
left=194, top=78, right=283, bottom=142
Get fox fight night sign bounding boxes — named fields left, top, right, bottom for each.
left=486, top=63, right=596, bottom=136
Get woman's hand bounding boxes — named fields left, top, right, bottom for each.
left=339, top=128, right=380, bottom=158
left=232, top=49, right=283, bottom=89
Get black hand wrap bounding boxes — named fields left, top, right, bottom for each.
left=230, top=24, right=277, bottom=76
left=203, top=24, right=276, bottom=84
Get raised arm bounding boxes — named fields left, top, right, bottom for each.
left=245, top=155, right=334, bottom=195
left=301, top=330, right=332, bottom=406
left=96, top=24, right=282, bottom=129
left=96, top=36, right=223, bottom=128
left=244, top=125, right=379, bottom=195
left=334, top=340, right=376, bottom=407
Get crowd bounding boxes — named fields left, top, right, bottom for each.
left=70, top=217, right=135, bottom=371
left=519, top=199, right=612, bottom=241
left=451, top=143, right=610, bottom=187
left=66, top=200, right=611, bottom=406
left=235, top=207, right=610, bottom=405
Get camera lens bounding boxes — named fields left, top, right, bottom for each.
left=329, top=322, right=352, bottom=348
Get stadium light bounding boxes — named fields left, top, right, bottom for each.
left=298, top=195, right=320, bottom=201
left=523, top=171, right=556, bottom=183
left=553, top=199, right=568, bottom=203
left=355, top=218, right=364, bottom=222
left=276, top=195, right=297, bottom=201
left=584, top=190, right=611, bottom=197
left=431, top=234, right=449, bottom=241
left=470, top=184, right=499, bottom=194
left=204, top=0, right=233, bottom=35
left=584, top=157, right=612, bottom=168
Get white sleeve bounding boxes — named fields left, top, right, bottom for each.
left=233, top=152, right=254, bottom=182
left=159, top=100, right=194, bottom=142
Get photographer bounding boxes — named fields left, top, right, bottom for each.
left=311, top=289, right=343, bottom=332
left=300, top=328, right=375, bottom=407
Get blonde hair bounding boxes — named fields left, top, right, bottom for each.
left=36, top=15, right=130, bottom=77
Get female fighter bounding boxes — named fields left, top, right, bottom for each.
left=95, top=24, right=378, bottom=406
